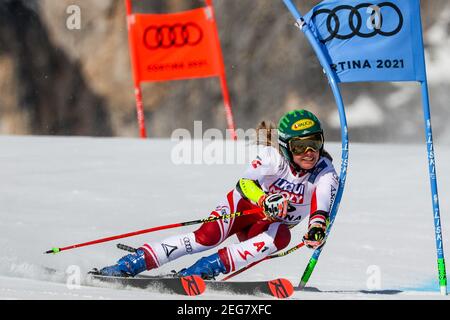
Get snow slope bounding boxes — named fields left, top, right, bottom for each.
left=0, top=135, right=449, bottom=300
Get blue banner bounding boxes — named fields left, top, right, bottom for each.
left=304, top=0, right=426, bottom=83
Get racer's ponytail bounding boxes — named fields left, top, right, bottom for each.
left=256, top=120, right=277, bottom=147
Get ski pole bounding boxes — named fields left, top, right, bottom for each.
left=116, top=243, right=137, bottom=253
left=44, top=208, right=262, bottom=254
left=282, top=0, right=349, bottom=290
left=221, top=242, right=305, bottom=281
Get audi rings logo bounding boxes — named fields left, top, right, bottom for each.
left=311, top=2, right=403, bottom=43
left=143, top=23, right=203, bottom=50
left=183, top=237, right=193, bottom=254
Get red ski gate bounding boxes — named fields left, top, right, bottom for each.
left=125, top=0, right=236, bottom=139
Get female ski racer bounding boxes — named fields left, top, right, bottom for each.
left=96, top=109, right=339, bottom=279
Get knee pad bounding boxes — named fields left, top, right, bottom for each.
left=194, top=220, right=222, bottom=246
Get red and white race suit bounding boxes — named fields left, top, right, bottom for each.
left=141, top=146, right=338, bottom=273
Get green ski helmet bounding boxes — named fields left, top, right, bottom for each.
left=277, top=109, right=324, bottom=167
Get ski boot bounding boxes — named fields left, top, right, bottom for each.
left=178, top=253, right=227, bottom=280
left=93, top=249, right=147, bottom=277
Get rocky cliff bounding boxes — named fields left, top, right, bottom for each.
left=0, top=0, right=449, bottom=143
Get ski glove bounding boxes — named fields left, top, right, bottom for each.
left=303, top=223, right=326, bottom=249
left=258, top=193, right=289, bottom=220
left=303, top=210, right=329, bottom=249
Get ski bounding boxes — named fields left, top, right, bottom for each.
left=90, top=272, right=293, bottom=298
left=205, top=278, right=294, bottom=299
left=89, top=273, right=206, bottom=296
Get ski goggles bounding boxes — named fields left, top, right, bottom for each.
left=288, top=133, right=323, bottom=155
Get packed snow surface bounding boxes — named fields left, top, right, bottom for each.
left=0, top=135, right=449, bottom=300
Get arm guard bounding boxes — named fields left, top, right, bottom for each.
left=309, top=210, right=330, bottom=228
left=235, top=178, right=266, bottom=205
